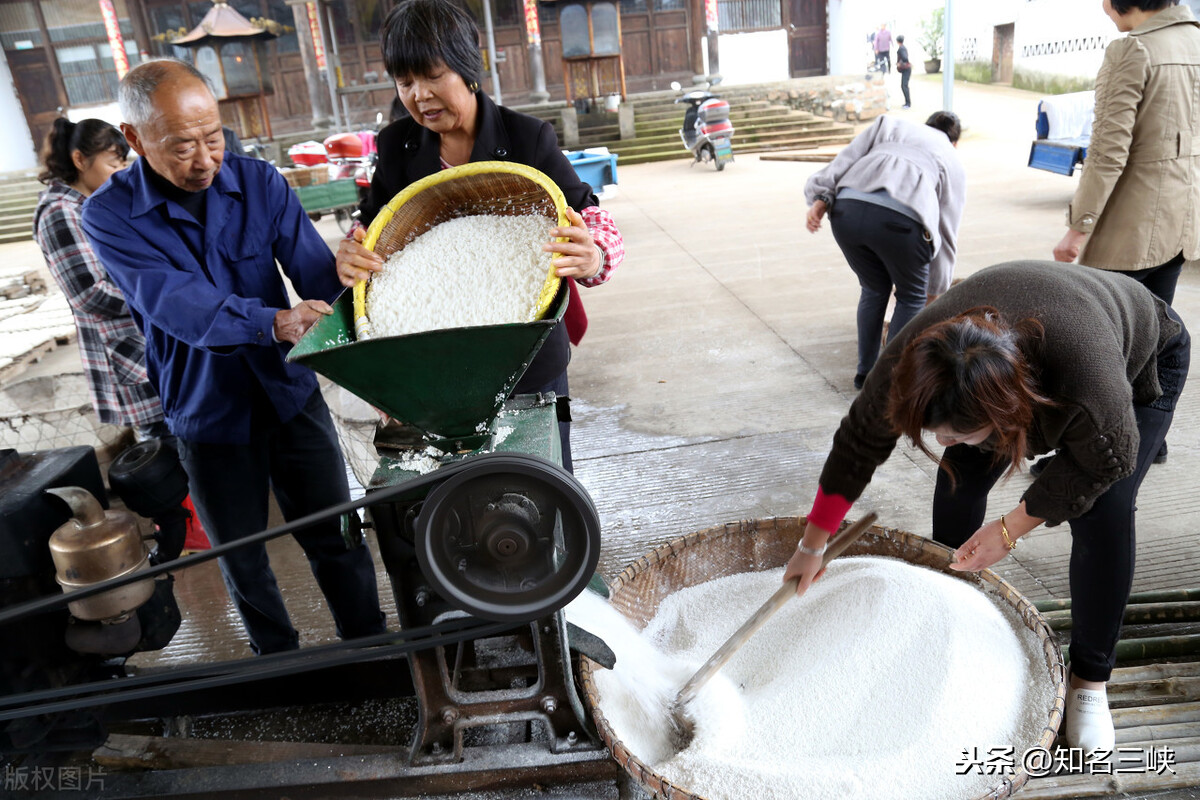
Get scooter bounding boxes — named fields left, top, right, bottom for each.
left=320, top=129, right=379, bottom=233
left=670, top=78, right=734, bottom=171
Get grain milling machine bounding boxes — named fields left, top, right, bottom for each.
left=0, top=167, right=622, bottom=797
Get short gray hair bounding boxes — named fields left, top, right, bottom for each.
left=119, top=58, right=214, bottom=127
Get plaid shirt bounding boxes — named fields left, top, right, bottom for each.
left=33, top=181, right=163, bottom=427
left=577, top=205, right=623, bottom=285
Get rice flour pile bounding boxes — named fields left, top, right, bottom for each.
left=592, top=556, right=1055, bottom=800
left=366, top=214, right=554, bottom=338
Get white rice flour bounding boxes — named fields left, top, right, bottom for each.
left=580, top=557, right=1055, bottom=800
left=366, top=214, right=554, bottom=338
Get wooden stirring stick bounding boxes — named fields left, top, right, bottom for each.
left=670, top=511, right=879, bottom=733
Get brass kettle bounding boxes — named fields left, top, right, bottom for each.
left=47, top=486, right=154, bottom=622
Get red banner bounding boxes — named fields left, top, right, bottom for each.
left=705, top=0, right=718, bottom=33
left=523, top=0, right=541, bottom=45
left=306, top=2, right=326, bottom=69
left=98, top=0, right=129, bottom=79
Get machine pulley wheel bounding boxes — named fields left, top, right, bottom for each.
left=413, top=453, right=601, bottom=623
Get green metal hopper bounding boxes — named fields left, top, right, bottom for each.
left=288, top=283, right=568, bottom=449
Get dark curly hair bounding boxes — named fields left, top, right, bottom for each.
left=38, top=117, right=129, bottom=185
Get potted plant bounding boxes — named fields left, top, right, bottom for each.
left=920, top=8, right=944, bottom=73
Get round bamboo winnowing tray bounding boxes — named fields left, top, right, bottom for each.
left=579, top=516, right=1067, bottom=800
left=353, top=161, right=569, bottom=340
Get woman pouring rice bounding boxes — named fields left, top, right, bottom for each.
left=335, top=0, right=624, bottom=472
left=783, top=261, right=1189, bottom=754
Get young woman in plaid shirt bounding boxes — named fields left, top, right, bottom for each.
left=33, top=118, right=167, bottom=439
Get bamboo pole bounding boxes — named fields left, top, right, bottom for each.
left=1018, top=759, right=1200, bottom=800
left=1120, top=622, right=1200, bottom=640
left=1060, top=635, right=1200, bottom=667
left=1112, top=737, right=1200, bottom=763
left=1117, top=721, right=1200, bottom=744
left=1110, top=662, right=1200, bottom=684
left=1113, top=700, right=1200, bottom=729
left=1107, top=677, right=1200, bottom=706
left=1116, top=635, right=1200, bottom=662
left=1036, top=588, right=1200, bottom=612
left=1042, top=602, right=1200, bottom=630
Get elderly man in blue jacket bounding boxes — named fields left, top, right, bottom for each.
left=82, top=58, right=386, bottom=655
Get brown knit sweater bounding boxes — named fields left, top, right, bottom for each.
left=820, top=260, right=1182, bottom=525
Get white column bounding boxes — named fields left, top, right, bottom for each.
left=0, top=49, right=38, bottom=171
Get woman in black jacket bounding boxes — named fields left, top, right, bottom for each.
left=336, top=0, right=623, bottom=471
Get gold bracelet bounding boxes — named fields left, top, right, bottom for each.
left=999, top=514, right=1017, bottom=551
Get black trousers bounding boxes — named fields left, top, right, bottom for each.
left=1123, top=252, right=1184, bottom=306
left=900, top=69, right=912, bottom=106
left=178, top=390, right=387, bottom=654
left=829, top=199, right=934, bottom=377
left=514, top=321, right=574, bottom=472
left=930, top=311, right=1190, bottom=682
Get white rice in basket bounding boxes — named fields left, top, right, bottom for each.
left=587, top=556, right=1056, bottom=800
left=366, top=214, right=555, bottom=338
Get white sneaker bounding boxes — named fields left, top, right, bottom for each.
left=1064, top=684, right=1115, bottom=753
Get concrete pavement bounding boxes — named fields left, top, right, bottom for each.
left=3, top=72, right=1197, bottom=646
left=567, top=72, right=1200, bottom=605
left=1, top=74, right=1197, bottom=798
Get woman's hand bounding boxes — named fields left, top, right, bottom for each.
left=950, top=504, right=1044, bottom=573
left=336, top=226, right=384, bottom=288
left=782, top=520, right=832, bottom=597
left=546, top=208, right=602, bottom=280
left=805, top=200, right=827, bottom=233
left=1053, top=229, right=1088, bottom=263
left=948, top=518, right=1012, bottom=572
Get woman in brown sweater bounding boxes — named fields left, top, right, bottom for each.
left=784, top=260, right=1189, bottom=753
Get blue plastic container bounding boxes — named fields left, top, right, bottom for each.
left=565, top=151, right=619, bottom=189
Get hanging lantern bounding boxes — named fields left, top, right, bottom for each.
left=170, top=1, right=289, bottom=140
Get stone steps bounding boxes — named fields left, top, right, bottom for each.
left=510, top=78, right=861, bottom=166
left=0, top=176, right=41, bottom=245
left=0, top=79, right=874, bottom=240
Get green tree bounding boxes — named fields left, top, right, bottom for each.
left=919, top=7, right=944, bottom=60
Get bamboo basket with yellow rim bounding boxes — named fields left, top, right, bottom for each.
left=352, top=161, right=570, bottom=341
left=579, top=516, right=1067, bottom=800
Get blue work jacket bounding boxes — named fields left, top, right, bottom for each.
left=81, top=153, right=342, bottom=444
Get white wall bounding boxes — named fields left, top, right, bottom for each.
left=945, top=0, right=1115, bottom=80
left=1011, top=0, right=1113, bottom=81
left=828, top=0, right=942, bottom=75
left=717, top=30, right=789, bottom=84
left=0, top=49, right=37, bottom=173
left=825, top=0, right=1126, bottom=84
left=66, top=102, right=123, bottom=127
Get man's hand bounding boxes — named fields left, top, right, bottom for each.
left=273, top=299, right=333, bottom=344
left=806, top=200, right=827, bottom=233
left=336, top=226, right=384, bottom=288
left=1053, top=229, right=1088, bottom=263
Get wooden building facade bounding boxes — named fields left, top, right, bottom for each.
left=2, top=0, right=827, bottom=147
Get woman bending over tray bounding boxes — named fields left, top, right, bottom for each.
left=335, top=0, right=624, bottom=473
left=784, top=260, right=1189, bottom=754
